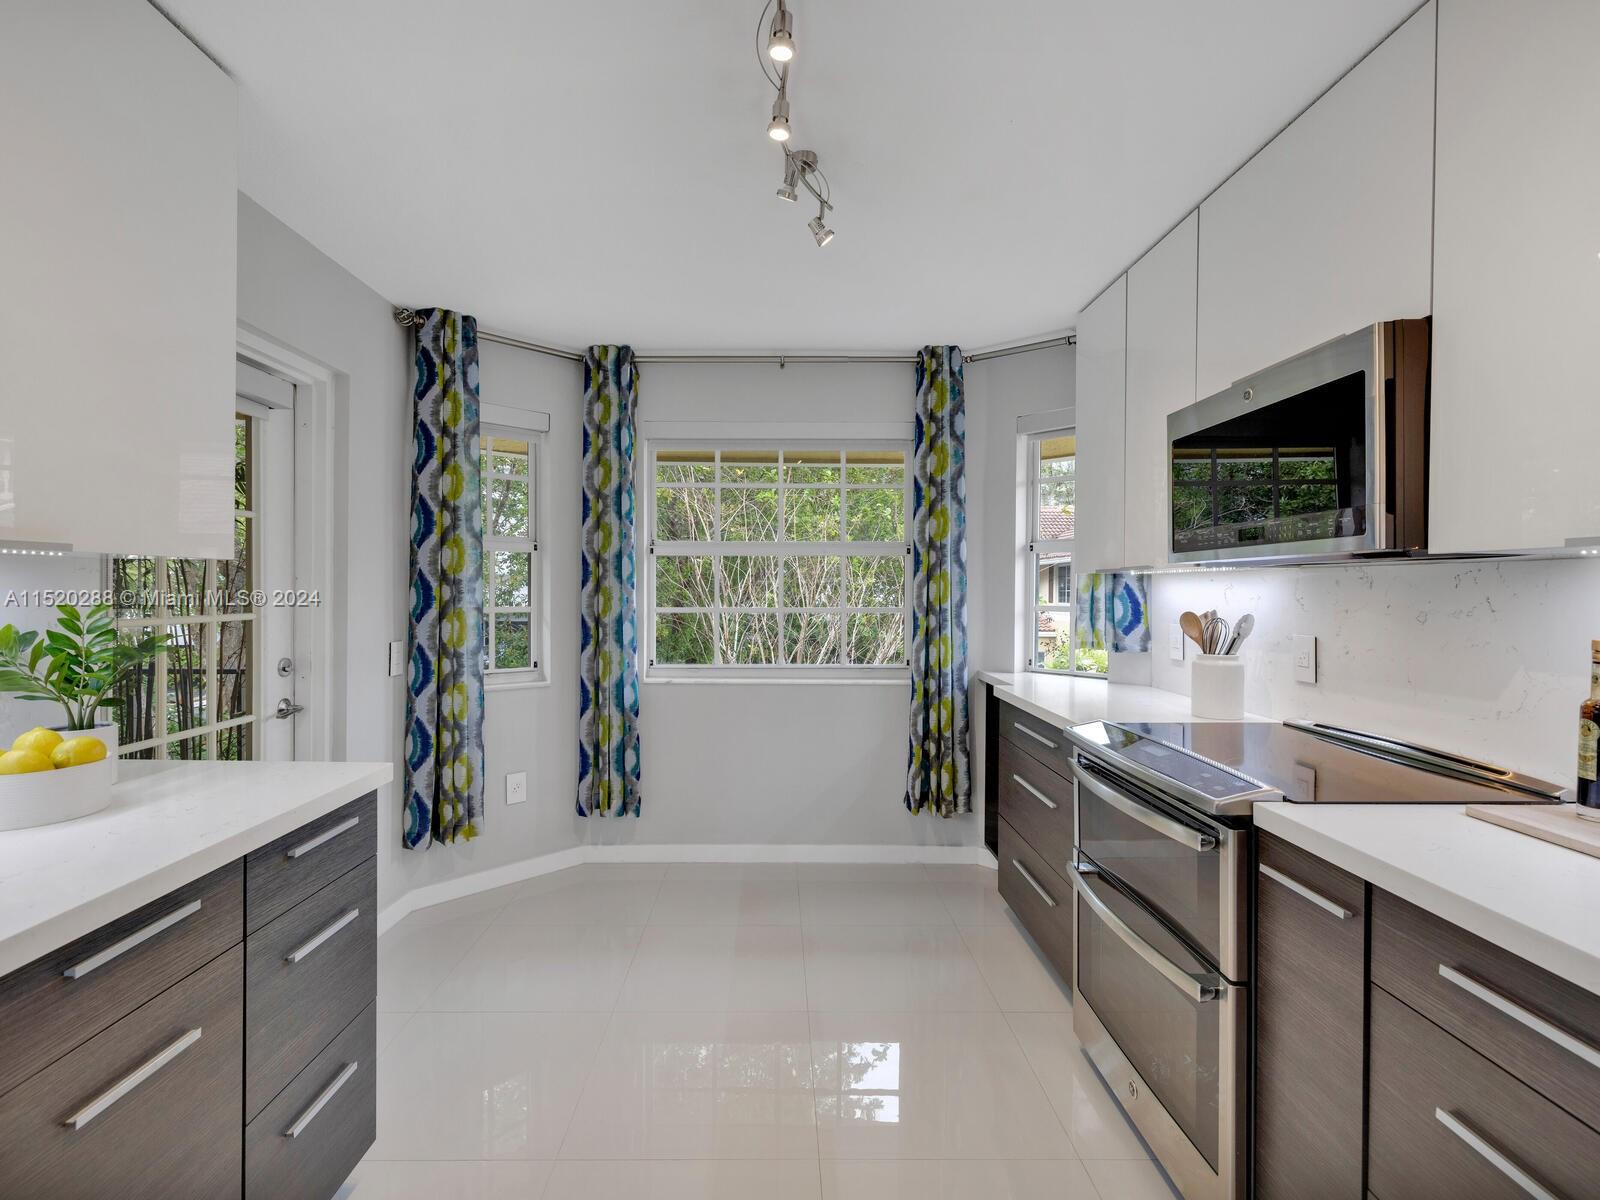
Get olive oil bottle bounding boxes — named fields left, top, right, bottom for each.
left=1579, top=640, right=1600, bottom=819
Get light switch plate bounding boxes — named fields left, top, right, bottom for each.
left=387, top=640, right=404, bottom=678
left=506, top=771, right=528, bottom=805
left=1169, top=623, right=1186, bottom=662
left=1293, top=634, right=1318, bottom=684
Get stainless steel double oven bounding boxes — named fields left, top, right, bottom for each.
left=1064, top=723, right=1269, bottom=1200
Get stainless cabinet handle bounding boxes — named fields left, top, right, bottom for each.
left=1070, top=863, right=1223, bottom=1004
left=1434, top=1108, right=1561, bottom=1200
left=1011, top=774, right=1058, bottom=810
left=1010, top=858, right=1058, bottom=907
left=1011, top=721, right=1059, bottom=750
left=63, top=899, right=203, bottom=980
left=285, top=908, right=360, bottom=964
left=1259, top=864, right=1352, bottom=920
left=286, top=814, right=360, bottom=860
left=284, top=1061, right=359, bottom=1139
left=1072, top=760, right=1217, bottom=852
left=1439, top=965, right=1600, bottom=1071
left=64, top=1028, right=202, bottom=1130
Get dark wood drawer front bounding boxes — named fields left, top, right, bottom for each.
left=246, top=857, right=377, bottom=1122
left=997, top=739, right=1074, bottom=875
left=1372, top=888, right=1600, bottom=1133
left=997, top=817, right=1073, bottom=983
left=247, top=792, right=376, bottom=934
left=1254, top=832, right=1367, bottom=1200
left=0, top=861, right=243, bottom=1099
left=247, top=1002, right=376, bottom=1200
left=1369, top=985, right=1600, bottom=1200
left=996, top=700, right=1073, bottom=777
left=0, top=945, right=243, bottom=1200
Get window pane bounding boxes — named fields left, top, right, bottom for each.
left=1280, top=450, right=1337, bottom=481
left=784, top=555, right=841, bottom=607
left=722, top=449, right=779, bottom=484
left=785, top=448, right=841, bottom=484
left=718, top=555, right=779, bottom=608
left=234, top=415, right=251, bottom=512
left=1172, top=484, right=1212, bottom=532
left=845, top=488, right=904, bottom=541
left=1035, top=553, right=1072, bottom=606
left=164, top=623, right=207, bottom=734
left=1036, top=438, right=1075, bottom=537
left=723, top=612, right=779, bottom=664
left=491, top=551, right=531, bottom=607
left=720, top=488, right=778, bottom=541
left=166, top=559, right=208, bottom=615
left=487, top=437, right=530, bottom=477
left=220, top=516, right=251, bottom=611
left=848, top=556, right=904, bottom=608
left=490, top=478, right=529, bottom=537
left=656, top=556, right=713, bottom=608
left=849, top=613, right=904, bottom=665
left=785, top=613, right=841, bottom=665
left=217, top=619, right=251, bottom=721
left=113, top=652, right=159, bottom=747
left=169, top=732, right=209, bottom=761
left=845, top=449, right=905, bottom=485
left=1038, top=435, right=1076, bottom=474
left=657, top=448, right=715, bottom=483
left=785, top=488, right=841, bottom=541
left=656, top=487, right=715, bottom=540
left=1034, top=610, right=1075, bottom=670
left=1279, top=484, right=1339, bottom=515
left=217, top=722, right=252, bottom=762
left=494, top=613, right=532, bottom=669
left=112, top=556, right=157, bottom=618
left=1217, top=484, right=1273, bottom=525
left=656, top=612, right=714, bottom=664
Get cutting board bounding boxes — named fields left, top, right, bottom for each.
left=1466, top=803, right=1600, bottom=859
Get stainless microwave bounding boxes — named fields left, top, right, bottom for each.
left=1167, top=320, right=1430, bottom=563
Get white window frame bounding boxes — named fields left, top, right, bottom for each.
left=1027, top=428, right=1101, bottom=676
left=482, top=423, right=547, bottom=689
left=644, top=439, right=913, bottom=682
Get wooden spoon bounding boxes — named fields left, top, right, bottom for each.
left=1179, top=611, right=1206, bottom=651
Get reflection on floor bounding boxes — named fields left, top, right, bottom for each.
left=342, top=862, right=1182, bottom=1199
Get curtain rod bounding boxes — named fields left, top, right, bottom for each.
left=394, top=310, right=1073, bottom=365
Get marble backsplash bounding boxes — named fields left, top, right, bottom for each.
left=1149, top=557, right=1600, bottom=787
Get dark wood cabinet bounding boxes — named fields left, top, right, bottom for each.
left=1254, top=831, right=1368, bottom=1200
left=997, top=738, right=1075, bottom=877
left=997, top=817, right=1074, bottom=975
left=247, top=794, right=376, bottom=933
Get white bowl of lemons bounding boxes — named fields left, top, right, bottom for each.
left=0, top=727, right=115, bottom=832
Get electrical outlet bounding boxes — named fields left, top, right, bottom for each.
left=387, top=640, right=404, bottom=678
left=1293, top=634, right=1318, bottom=685
left=506, top=771, right=527, bottom=805
left=1168, top=622, right=1186, bottom=663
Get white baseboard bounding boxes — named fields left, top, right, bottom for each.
left=377, top=841, right=997, bottom=936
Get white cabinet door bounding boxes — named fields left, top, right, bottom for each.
left=0, top=0, right=236, bottom=557
left=1073, top=275, right=1128, bottom=575
left=1430, top=0, right=1600, bottom=553
left=1124, top=212, right=1198, bottom=569
left=1196, top=2, right=1435, bottom=400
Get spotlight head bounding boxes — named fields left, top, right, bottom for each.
left=776, top=157, right=800, bottom=202
left=767, top=92, right=790, bottom=142
left=808, top=214, right=834, bottom=247
left=767, top=4, right=795, bottom=62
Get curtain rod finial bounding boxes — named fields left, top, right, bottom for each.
left=393, top=308, right=421, bottom=328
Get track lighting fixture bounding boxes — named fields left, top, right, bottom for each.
left=808, top=206, right=834, bottom=247
left=767, top=1, right=794, bottom=63
left=757, top=1, right=835, bottom=245
left=767, top=88, right=790, bottom=142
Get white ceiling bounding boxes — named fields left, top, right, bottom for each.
left=166, top=0, right=1420, bottom=353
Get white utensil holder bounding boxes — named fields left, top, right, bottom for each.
left=1190, top=655, right=1245, bottom=720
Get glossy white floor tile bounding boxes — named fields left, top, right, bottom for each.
left=395, top=882, right=526, bottom=930
left=1083, top=1158, right=1184, bottom=1200
left=665, top=862, right=800, bottom=881
left=648, top=878, right=802, bottom=925
left=959, top=922, right=1072, bottom=1012
left=369, top=1011, right=607, bottom=1160
left=541, top=1160, right=823, bottom=1199
left=798, top=880, right=952, bottom=926
left=375, top=1010, right=409, bottom=1057
left=558, top=1011, right=819, bottom=1160
left=496, top=871, right=663, bottom=926
left=422, top=923, right=643, bottom=1012
left=616, top=925, right=807, bottom=1012
left=795, top=863, right=932, bottom=883
left=341, top=1159, right=552, bottom=1199
left=376, top=921, right=490, bottom=1014
left=803, top=925, right=997, bottom=1012
left=934, top=876, right=1018, bottom=927
left=810, top=1011, right=1077, bottom=1160
left=1004, top=1012, right=1153, bottom=1162
left=819, top=1158, right=1101, bottom=1198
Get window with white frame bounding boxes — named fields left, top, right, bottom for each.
left=1027, top=431, right=1104, bottom=675
left=649, top=443, right=910, bottom=674
left=481, top=429, right=542, bottom=680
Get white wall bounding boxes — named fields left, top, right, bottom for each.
left=1150, top=558, right=1600, bottom=786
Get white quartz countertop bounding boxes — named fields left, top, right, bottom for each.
left=0, top=760, right=392, bottom=978
left=977, top=670, right=1263, bottom=728
left=1256, top=801, right=1600, bottom=998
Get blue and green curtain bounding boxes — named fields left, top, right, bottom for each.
left=578, top=346, right=642, bottom=817
left=403, top=309, right=487, bottom=847
left=906, top=346, right=971, bottom=817
left=1074, top=571, right=1151, bottom=667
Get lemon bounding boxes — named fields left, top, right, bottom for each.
left=10, top=727, right=62, bottom=756
left=51, top=737, right=108, bottom=769
left=0, top=748, right=55, bottom=774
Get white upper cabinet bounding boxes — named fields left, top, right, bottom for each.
left=0, top=0, right=237, bottom=558
left=1430, top=0, right=1600, bottom=553
left=1124, top=212, right=1198, bottom=569
left=1073, top=275, right=1128, bottom=575
left=1196, top=2, right=1436, bottom=400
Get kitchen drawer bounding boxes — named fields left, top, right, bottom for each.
left=1368, top=985, right=1600, bottom=1200
left=1372, top=888, right=1600, bottom=1134
left=247, top=792, right=375, bottom=934
left=246, top=856, right=376, bottom=1122
left=997, top=817, right=1073, bottom=983
left=996, top=700, right=1074, bottom=778
left=247, top=1002, right=376, bottom=1200
left=0, top=861, right=243, bottom=1098
left=0, top=945, right=243, bottom=1200
left=997, top=738, right=1074, bottom=875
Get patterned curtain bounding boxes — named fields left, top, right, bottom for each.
left=402, top=309, right=486, bottom=848
left=906, top=346, right=971, bottom=817
left=577, top=346, right=642, bottom=817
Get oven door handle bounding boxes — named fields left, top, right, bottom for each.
left=1071, top=759, right=1217, bottom=852
left=1070, top=863, right=1223, bottom=1004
